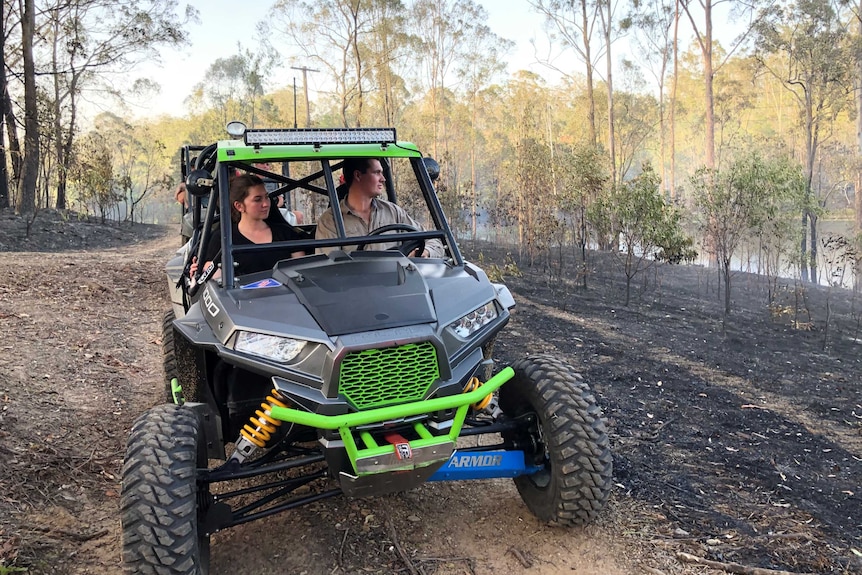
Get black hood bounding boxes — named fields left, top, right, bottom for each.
left=273, top=257, right=436, bottom=336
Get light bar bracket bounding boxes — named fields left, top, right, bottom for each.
left=244, top=127, right=397, bottom=148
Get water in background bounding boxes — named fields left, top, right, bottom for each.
left=466, top=220, right=859, bottom=290
left=694, top=220, right=857, bottom=289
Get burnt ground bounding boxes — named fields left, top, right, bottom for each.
left=470, top=239, right=862, bottom=574
left=0, top=208, right=860, bottom=574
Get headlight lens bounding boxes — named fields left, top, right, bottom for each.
left=233, top=331, right=307, bottom=363
left=449, top=302, right=498, bottom=338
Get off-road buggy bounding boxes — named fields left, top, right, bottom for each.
left=121, top=125, right=613, bottom=574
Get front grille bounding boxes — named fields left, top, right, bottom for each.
left=338, top=342, right=439, bottom=410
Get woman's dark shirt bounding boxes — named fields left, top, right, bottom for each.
left=204, top=223, right=303, bottom=275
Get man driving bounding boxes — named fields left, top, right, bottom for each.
left=315, top=157, right=444, bottom=257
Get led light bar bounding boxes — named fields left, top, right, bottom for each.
left=244, top=127, right=397, bottom=147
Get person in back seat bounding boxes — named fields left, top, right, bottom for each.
left=191, top=174, right=305, bottom=279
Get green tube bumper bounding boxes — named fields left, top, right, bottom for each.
left=269, top=367, right=514, bottom=475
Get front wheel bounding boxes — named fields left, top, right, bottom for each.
left=499, top=355, right=613, bottom=526
left=121, top=404, right=211, bottom=574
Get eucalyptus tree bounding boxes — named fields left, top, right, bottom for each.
left=188, top=45, right=278, bottom=133
left=754, top=0, right=855, bottom=283
left=92, top=113, right=171, bottom=224
left=559, top=143, right=610, bottom=288
left=692, top=151, right=807, bottom=314
left=745, top=150, right=807, bottom=305
left=0, top=0, right=9, bottom=210
left=364, top=0, right=414, bottom=127
left=630, top=0, right=677, bottom=195
left=456, top=16, right=513, bottom=241
left=679, top=0, right=774, bottom=172
left=599, top=0, right=632, bottom=188
left=530, top=0, right=601, bottom=146
left=857, top=0, right=862, bottom=284
left=495, top=72, right=556, bottom=263
left=18, top=0, right=37, bottom=214
left=69, top=132, right=118, bottom=223
left=271, top=0, right=405, bottom=127
left=610, top=85, right=659, bottom=183
left=589, top=163, right=694, bottom=305
left=2, top=2, right=22, bottom=199
left=33, top=0, right=197, bottom=212
left=531, top=0, right=628, bottom=186
left=410, top=0, right=495, bottom=160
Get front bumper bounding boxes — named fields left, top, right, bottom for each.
left=269, top=367, right=514, bottom=479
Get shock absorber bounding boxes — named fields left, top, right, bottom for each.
left=463, top=376, right=494, bottom=411
left=229, top=389, right=289, bottom=463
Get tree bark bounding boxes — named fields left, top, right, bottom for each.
left=581, top=0, right=597, bottom=147
left=18, top=0, right=39, bottom=214
left=0, top=0, right=9, bottom=210
left=681, top=0, right=716, bottom=171
left=802, top=87, right=819, bottom=283
left=603, top=0, right=616, bottom=186
left=702, top=0, right=715, bottom=170
left=856, top=0, right=862, bottom=288
left=3, top=85, right=21, bottom=192
left=670, top=0, right=680, bottom=200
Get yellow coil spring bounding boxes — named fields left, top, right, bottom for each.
left=463, top=377, right=493, bottom=410
left=240, top=391, right=289, bottom=448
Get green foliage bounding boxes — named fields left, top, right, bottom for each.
left=69, top=133, right=121, bottom=222
left=555, top=143, right=611, bottom=286
left=692, top=151, right=808, bottom=313
left=590, top=163, right=694, bottom=304
left=187, top=45, right=280, bottom=137
left=476, top=252, right=522, bottom=283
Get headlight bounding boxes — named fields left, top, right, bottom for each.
left=233, top=331, right=307, bottom=363
left=449, top=302, right=498, bottom=338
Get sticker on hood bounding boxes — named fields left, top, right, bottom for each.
left=241, top=278, right=283, bottom=289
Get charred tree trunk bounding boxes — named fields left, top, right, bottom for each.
left=0, top=0, right=9, bottom=210
left=18, top=0, right=38, bottom=214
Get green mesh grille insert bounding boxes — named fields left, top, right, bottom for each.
left=338, top=342, right=440, bottom=410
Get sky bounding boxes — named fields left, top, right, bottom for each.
left=121, top=0, right=743, bottom=122
left=125, top=0, right=554, bottom=120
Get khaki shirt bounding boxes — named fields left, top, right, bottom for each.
left=315, top=197, right=445, bottom=257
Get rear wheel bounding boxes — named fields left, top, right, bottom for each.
left=121, top=404, right=211, bottom=574
left=499, top=355, right=613, bottom=526
left=162, top=310, right=178, bottom=402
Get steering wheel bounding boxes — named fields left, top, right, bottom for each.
left=357, top=223, right=425, bottom=257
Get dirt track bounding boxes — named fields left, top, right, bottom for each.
left=0, top=210, right=860, bottom=574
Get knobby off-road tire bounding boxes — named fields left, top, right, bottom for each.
left=162, top=310, right=178, bottom=402
left=499, top=355, right=613, bottom=526
left=162, top=310, right=203, bottom=404
left=121, top=404, right=211, bottom=574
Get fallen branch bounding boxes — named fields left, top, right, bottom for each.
left=386, top=518, right=421, bottom=575
left=337, top=528, right=348, bottom=568
left=30, top=525, right=108, bottom=542
left=507, top=546, right=533, bottom=568
left=676, top=552, right=816, bottom=575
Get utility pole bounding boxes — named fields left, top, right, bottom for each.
left=292, top=78, right=297, bottom=129
left=291, top=65, right=319, bottom=128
